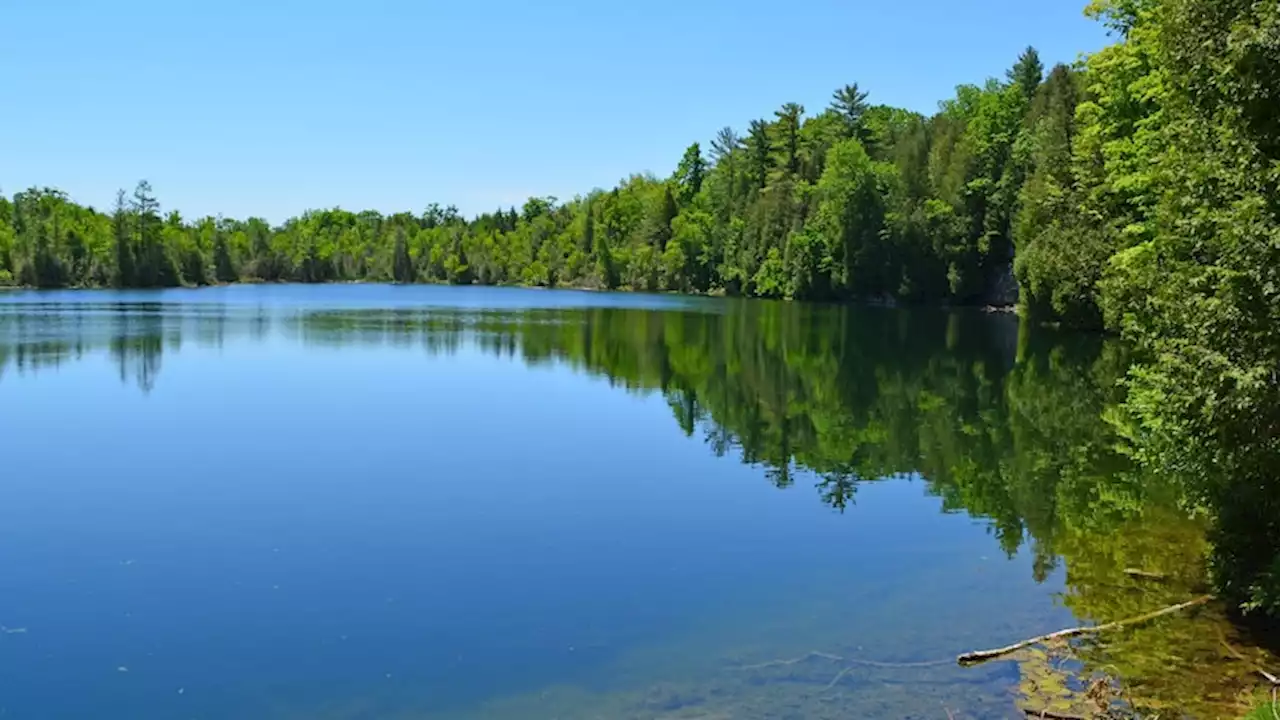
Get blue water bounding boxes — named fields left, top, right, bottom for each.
left=0, top=285, right=1128, bottom=719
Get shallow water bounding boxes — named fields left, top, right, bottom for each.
left=0, top=285, right=1273, bottom=719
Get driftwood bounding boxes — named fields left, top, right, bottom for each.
left=957, top=596, right=1213, bottom=666
left=1121, top=568, right=1167, bottom=580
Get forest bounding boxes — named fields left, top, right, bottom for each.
left=2, top=0, right=1277, bottom=620
left=2, top=1, right=1266, bottom=325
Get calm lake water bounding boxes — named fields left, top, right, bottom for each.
left=0, top=285, right=1274, bottom=719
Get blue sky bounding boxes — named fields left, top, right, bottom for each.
left=2, top=0, right=1109, bottom=222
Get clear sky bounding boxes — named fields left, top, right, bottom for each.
left=2, top=0, right=1110, bottom=222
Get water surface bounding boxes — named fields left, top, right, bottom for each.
left=0, top=285, right=1273, bottom=719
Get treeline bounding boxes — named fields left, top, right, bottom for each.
left=0, top=33, right=1088, bottom=315
left=0, top=50, right=1049, bottom=307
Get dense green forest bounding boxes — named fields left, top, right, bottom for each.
left=0, top=0, right=1266, bottom=319
left=2, top=0, right=1276, bottom=622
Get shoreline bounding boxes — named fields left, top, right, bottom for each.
left=0, top=279, right=1020, bottom=314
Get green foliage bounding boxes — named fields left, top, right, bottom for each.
left=771, top=103, right=805, bottom=178
left=9, top=188, right=110, bottom=288
left=805, top=139, right=889, bottom=297
left=130, top=181, right=180, bottom=287
left=211, top=219, right=237, bottom=283
left=0, top=196, right=15, bottom=282
left=0, top=47, right=1066, bottom=306
left=831, top=84, right=873, bottom=149
left=674, top=143, right=706, bottom=205
left=391, top=224, right=413, bottom=283
left=1008, top=46, right=1045, bottom=102
left=1243, top=697, right=1279, bottom=720
left=1095, top=0, right=1280, bottom=617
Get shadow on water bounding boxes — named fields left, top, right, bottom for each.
left=1, top=291, right=1277, bottom=718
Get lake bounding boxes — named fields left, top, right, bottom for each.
left=0, top=284, right=1274, bottom=719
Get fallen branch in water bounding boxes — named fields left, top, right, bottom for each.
left=1122, top=568, right=1167, bottom=580
left=1213, top=632, right=1274, bottom=681
left=1219, top=632, right=1280, bottom=686
left=957, top=595, right=1213, bottom=667
left=739, top=649, right=953, bottom=672
left=737, top=650, right=843, bottom=670
left=739, top=647, right=956, bottom=695
left=824, top=666, right=855, bottom=690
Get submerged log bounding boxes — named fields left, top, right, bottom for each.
left=957, top=596, right=1213, bottom=667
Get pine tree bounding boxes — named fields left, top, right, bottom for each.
left=709, top=127, right=740, bottom=164
left=831, top=84, right=871, bottom=142
left=709, top=127, right=742, bottom=215
left=1008, top=46, right=1044, bottom=103
left=674, top=143, right=706, bottom=204
left=130, top=180, right=176, bottom=286
left=747, top=120, right=772, bottom=190
left=112, top=189, right=136, bottom=287
left=772, top=103, right=804, bottom=177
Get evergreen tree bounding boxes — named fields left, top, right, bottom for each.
left=831, top=83, right=872, bottom=145
left=709, top=127, right=742, bottom=219
left=1008, top=46, right=1044, bottom=102
left=674, top=143, right=706, bottom=204
left=772, top=103, right=804, bottom=177
left=112, top=189, right=136, bottom=287
left=710, top=127, right=740, bottom=164
left=130, top=180, right=178, bottom=287
left=746, top=120, right=772, bottom=190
